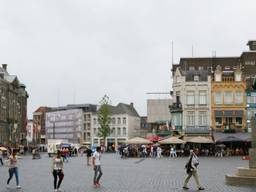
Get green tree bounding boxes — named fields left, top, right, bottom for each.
left=97, top=95, right=111, bottom=147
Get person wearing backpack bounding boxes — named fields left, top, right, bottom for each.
left=183, top=149, right=204, bottom=191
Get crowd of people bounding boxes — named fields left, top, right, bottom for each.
left=0, top=146, right=103, bottom=192
left=116, top=144, right=250, bottom=159
left=0, top=142, right=250, bottom=192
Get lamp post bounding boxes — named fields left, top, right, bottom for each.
left=53, top=121, right=55, bottom=139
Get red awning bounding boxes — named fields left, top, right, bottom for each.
left=146, top=135, right=162, bottom=142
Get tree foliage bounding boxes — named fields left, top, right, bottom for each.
left=97, top=95, right=111, bottom=143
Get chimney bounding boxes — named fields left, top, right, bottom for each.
left=130, top=102, right=134, bottom=108
left=247, top=40, right=256, bottom=51
left=2, top=64, right=7, bottom=71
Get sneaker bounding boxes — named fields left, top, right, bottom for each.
left=6, top=184, right=10, bottom=189
left=198, top=187, right=205, bottom=190
left=16, top=185, right=21, bottom=189
left=182, top=186, right=189, bottom=190
left=57, top=189, right=62, bottom=192
left=96, top=181, right=101, bottom=187
left=54, top=190, right=58, bottom=192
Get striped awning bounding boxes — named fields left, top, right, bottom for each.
left=215, top=110, right=243, bottom=117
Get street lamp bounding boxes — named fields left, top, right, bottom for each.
left=53, top=121, right=55, bottom=139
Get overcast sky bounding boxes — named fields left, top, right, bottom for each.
left=0, top=0, right=256, bottom=118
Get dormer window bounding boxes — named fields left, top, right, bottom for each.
left=194, top=75, right=199, bottom=81
left=176, top=76, right=181, bottom=83
left=235, top=72, right=241, bottom=82
left=215, top=73, right=222, bottom=82
left=215, top=65, right=222, bottom=82
left=234, top=66, right=242, bottom=82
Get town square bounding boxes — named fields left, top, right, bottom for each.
left=0, top=1, right=256, bottom=192
left=0, top=153, right=255, bottom=192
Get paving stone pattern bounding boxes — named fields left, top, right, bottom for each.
left=0, top=154, right=255, bottom=192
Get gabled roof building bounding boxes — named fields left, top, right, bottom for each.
left=92, top=103, right=140, bottom=149
left=0, top=64, right=29, bottom=146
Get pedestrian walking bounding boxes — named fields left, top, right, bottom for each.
left=92, top=146, right=103, bottom=187
left=52, top=150, right=64, bottom=192
left=86, top=147, right=93, bottom=166
left=153, top=146, right=157, bottom=158
left=0, top=150, right=4, bottom=165
left=157, top=146, right=162, bottom=158
left=32, top=148, right=36, bottom=159
left=170, top=147, right=174, bottom=158
left=173, top=147, right=177, bottom=158
left=142, top=147, right=147, bottom=158
left=183, top=149, right=204, bottom=191
left=6, top=151, right=21, bottom=189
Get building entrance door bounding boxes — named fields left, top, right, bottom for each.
left=225, top=117, right=233, bottom=129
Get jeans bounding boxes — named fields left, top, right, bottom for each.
left=0, top=158, right=3, bottom=165
left=7, top=167, right=19, bottom=186
left=52, top=170, right=64, bottom=189
left=93, top=165, right=103, bottom=183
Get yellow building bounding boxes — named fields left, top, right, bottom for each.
left=211, top=65, right=246, bottom=132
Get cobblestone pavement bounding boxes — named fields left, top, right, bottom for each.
left=0, top=154, right=255, bottom=192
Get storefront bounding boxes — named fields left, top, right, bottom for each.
left=214, top=110, right=245, bottom=131
left=107, top=138, right=115, bottom=151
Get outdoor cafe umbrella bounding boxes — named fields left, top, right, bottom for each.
left=126, top=137, right=152, bottom=145
left=216, top=136, right=246, bottom=143
left=187, top=136, right=214, bottom=144
left=159, top=136, right=186, bottom=144
left=146, top=135, right=162, bottom=142
left=216, top=144, right=226, bottom=148
left=78, top=145, right=88, bottom=152
left=0, top=147, right=7, bottom=151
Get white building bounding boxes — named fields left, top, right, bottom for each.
left=147, top=99, right=172, bottom=123
left=171, top=67, right=211, bottom=135
left=91, top=103, right=140, bottom=149
left=45, top=109, right=84, bottom=144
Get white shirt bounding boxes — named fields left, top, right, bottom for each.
left=93, top=151, right=101, bottom=166
left=9, top=155, right=18, bottom=168
left=53, top=157, right=63, bottom=170
left=191, top=154, right=199, bottom=170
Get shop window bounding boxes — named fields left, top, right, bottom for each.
left=215, top=117, right=222, bottom=125
left=236, top=117, right=242, bottom=125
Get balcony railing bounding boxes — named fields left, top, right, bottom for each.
left=169, top=103, right=182, bottom=113
left=155, top=127, right=183, bottom=136
left=155, top=130, right=172, bottom=136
